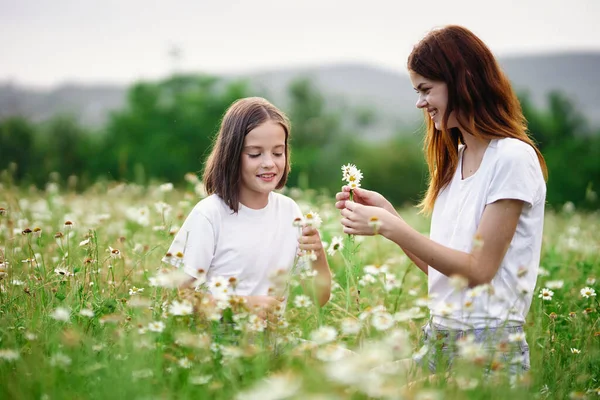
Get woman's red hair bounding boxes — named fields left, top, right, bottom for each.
left=408, top=25, right=547, bottom=214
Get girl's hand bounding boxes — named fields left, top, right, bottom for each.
left=298, top=226, right=324, bottom=253
left=335, top=186, right=394, bottom=214
left=245, top=295, right=284, bottom=319
left=340, top=200, right=393, bottom=236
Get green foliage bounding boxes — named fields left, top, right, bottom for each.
left=103, top=75, right=249, bottom=184
left=521, top=92, right=599, bottom=208
left=0, top=117, right=37, bottom=182
left=0, top=184, right=598, bottom=399
left=0, top=76, right=599, bottom=210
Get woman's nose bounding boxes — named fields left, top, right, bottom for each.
left=416, top=95, right=427, bottom=109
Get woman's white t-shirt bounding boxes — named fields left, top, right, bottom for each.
left=429, top=138, right=546, bottom=329
left=163, top=192, right=303, bottom=296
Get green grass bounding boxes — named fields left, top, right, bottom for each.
left=0, top=180, right=598, bottom=400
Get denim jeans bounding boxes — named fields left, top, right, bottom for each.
left=414, top=321, right=531, bottom=376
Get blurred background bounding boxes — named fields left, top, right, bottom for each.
left=1, top=0, right=599, bottom=209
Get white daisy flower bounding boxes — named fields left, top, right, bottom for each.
left=340, top=318, right=361, bottom=335
left=169, top=300, right=194, bottom=316
left=304, top=211, right=322, bottom=229
left=580, top=287, right=596, bottom=298
left=538, top=288, right=554, bottom=301
left=546, top=280, right=564, bottom=289
left=79, top=308, right=95, bottom=318
left=293, top=295, right=313, bottom=308
left=50, top=307, right=71, bottom=322
left=147, top=321, right=166, bottom=333
left=310, top=326, right=338, bottom=345
left=371, top=311, right=395, bottom=331
left=327, top=236, right=344, bottom=256
left=0, top=349, right=19, bottom=361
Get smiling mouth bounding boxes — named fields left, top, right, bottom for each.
left=428, top=109, right=438, bottom=118
left=257, top=173, right=276, bottom=180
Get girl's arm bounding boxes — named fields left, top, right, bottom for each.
left=299, top=226, right=332, bottom=306
left=341, top=199, right=524, bottom=287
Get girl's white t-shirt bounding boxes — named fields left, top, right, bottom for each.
left=163, top=192, right=303, bottom=296
left=429, top=138, right=546, bottom=329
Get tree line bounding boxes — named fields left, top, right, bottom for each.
left=1, top=74, right=598, bottom=209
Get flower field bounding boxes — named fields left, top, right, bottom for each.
left=1, top=178, right=599, bottom=399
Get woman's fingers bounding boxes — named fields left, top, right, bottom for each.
left=340, top=217, right=354, bottom=228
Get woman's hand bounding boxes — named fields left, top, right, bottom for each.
left=340, top=200, right=394, bottom=236
left=335, top=186, right=395, bottom=215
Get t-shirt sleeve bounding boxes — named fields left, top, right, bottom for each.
left=486, top=144, right=540, bottom=207
left=162, top=208, right=215, bottom=280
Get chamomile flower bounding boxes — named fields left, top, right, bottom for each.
left=293, top=295, right=313, bottom=308
left=304, top=211, right=322, bottom=229
left=169, top=300, right=194, bottom=316
left=580, top=287, right=596, bottom=298
left=0, top=349, right=19, bottom=361
left=79, top=308, right=95, bottom=318
left=538, top=288, right=554, bottom=301
left=111, top=247, right=123, bottom=259
left=148, top=321, right=166, bottom=333
left=368, top=216, right=382, bottom=233
left=327, top=236, right=344, bottom=256
left=341, top=163, right=363, bottom=188
left=310, top=326, right=338, bottom=345
left=129, top=286, right=144, bottom=296
left=371, top=311, right=395, bottom=331
left=340, top=318, right=361, bottom=335
left=51, top=307, right=71, bottom=322
left=546, top=280, right=564, bottom=289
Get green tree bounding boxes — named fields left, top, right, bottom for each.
left=0, top=117, right=38, bottom=182
left=35, top=115, right=92, bottom=187
left=521, top=91, right=599, bottom=208
left=102, top=74, right=249, bottom=184
left=286, top=78, right=348, bottom=190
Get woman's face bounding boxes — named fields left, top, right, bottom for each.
left=409, top=70, right=458, bottom=131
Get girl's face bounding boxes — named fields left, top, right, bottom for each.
left=409, top=70, right=458, bottom=131
left=239, top=120, right=287, bottom=209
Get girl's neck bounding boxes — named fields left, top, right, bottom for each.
left=239, top=191, right=270, bottom=210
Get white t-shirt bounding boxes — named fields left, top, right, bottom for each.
left=429, top=138, right=546, bottom=329
left=163, top=192, right=303, bottom=296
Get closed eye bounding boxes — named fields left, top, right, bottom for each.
left=248, top=154, right=260, bottom=158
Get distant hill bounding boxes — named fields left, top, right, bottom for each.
left=1, top=52, right=599, bottom=139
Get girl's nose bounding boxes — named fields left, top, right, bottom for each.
left=416, top=95, right=427, bottom=109
left=261, top=155, right=275, bottom=168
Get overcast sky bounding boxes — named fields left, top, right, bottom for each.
left=1, top=0, right=599, bottom=87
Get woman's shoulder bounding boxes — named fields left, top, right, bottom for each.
left=493, top=137, right=537, bottom=158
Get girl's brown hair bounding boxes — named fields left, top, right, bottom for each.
left=203, top=97, right=291, bottom=212
left=408, top=25, right=548, bottom=214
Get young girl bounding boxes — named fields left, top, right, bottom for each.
left=336, top=26, right=547, bottom=375
left=164, top=97, right=332, bottom=315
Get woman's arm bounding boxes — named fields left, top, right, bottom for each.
left=336, top=186, right=429, bottom=274
left=341, top=199, right=524, bottom=287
